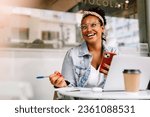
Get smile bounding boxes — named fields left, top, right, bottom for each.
left=86, top=33, right=96, bottom=38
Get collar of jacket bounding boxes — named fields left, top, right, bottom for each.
left=78, top=41, right=105, bottom=57
left=78, top=41, right=91, bottom=57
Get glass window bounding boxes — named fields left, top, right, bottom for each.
left=0, top=0, right=148, bottom=54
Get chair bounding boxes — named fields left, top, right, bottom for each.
left=148, top=81, right=150, bottom=90
left=53, top=91, right=58, bottom=100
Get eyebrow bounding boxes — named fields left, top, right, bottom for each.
left=81, top=22, right=100, bottom=25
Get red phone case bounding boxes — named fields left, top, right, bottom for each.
left=99, top=52, right=116, bottom=73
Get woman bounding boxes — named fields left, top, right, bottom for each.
left=49, top=7, right=117, bottom=88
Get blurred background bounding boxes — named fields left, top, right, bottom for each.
left=0, top=0, right=150, bottom=100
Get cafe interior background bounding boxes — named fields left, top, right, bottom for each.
left=0, top=0, right=150, bottom=100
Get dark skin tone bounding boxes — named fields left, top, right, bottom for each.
left=49, top=15, right=110, bottom=88
left=81, top=15, right=109, bottom=75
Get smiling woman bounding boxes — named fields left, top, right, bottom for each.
left=49, top=7, right=118, bottom=90
left=80, top=8, right=106, bottom=47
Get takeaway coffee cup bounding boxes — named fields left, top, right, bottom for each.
left=123, top=69, right=141, bottom=92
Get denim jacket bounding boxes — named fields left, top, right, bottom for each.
left=61, top=41, right=118, bottom=88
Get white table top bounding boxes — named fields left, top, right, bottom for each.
left=56, top=87, right=150, bottom=100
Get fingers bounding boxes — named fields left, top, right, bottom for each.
left=49, top=71, right=61, bottom=84
left=55, top=76, right=63, bottom=85
left=100, top=69, right=108, bottom=75
left=49, top=71, right=67, bottom=88
left=100, top=63, right=110, bottom=76
left=55, top=77, right=67, bottom=87
left=103, top=63, right=110, bottom=70
left=54, top=71, right=61, bottom=75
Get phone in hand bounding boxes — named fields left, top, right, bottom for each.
left=99, top=52, right=116, bottom=73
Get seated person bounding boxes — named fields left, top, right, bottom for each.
left=49, top=7, right=118, bottom=89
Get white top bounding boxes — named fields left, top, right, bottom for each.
left=86, top=65, right=105, bottom=88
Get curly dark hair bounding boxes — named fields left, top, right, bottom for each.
left=82, top=7, right=106, bottom=26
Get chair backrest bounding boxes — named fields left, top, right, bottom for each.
left=148, top=81, right=150, bottom=89
left=53, top=91, right=58, bottom=100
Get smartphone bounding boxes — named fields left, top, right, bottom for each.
left=99, top=52, right=116, bottom=73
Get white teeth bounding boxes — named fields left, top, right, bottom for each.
left=87, top=34, right=95, bottom=37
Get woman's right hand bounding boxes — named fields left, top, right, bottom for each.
left=49, top=71, right=67, bottom=88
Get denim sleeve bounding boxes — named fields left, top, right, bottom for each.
left=61, top=49, right=76, bottom=87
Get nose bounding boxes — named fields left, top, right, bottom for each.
left=86, top=25, right=92, bottom=31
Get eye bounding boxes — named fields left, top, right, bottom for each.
left=91, top=23, right=97, bottom=27
left=81, top=25, right=87, bottom=30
